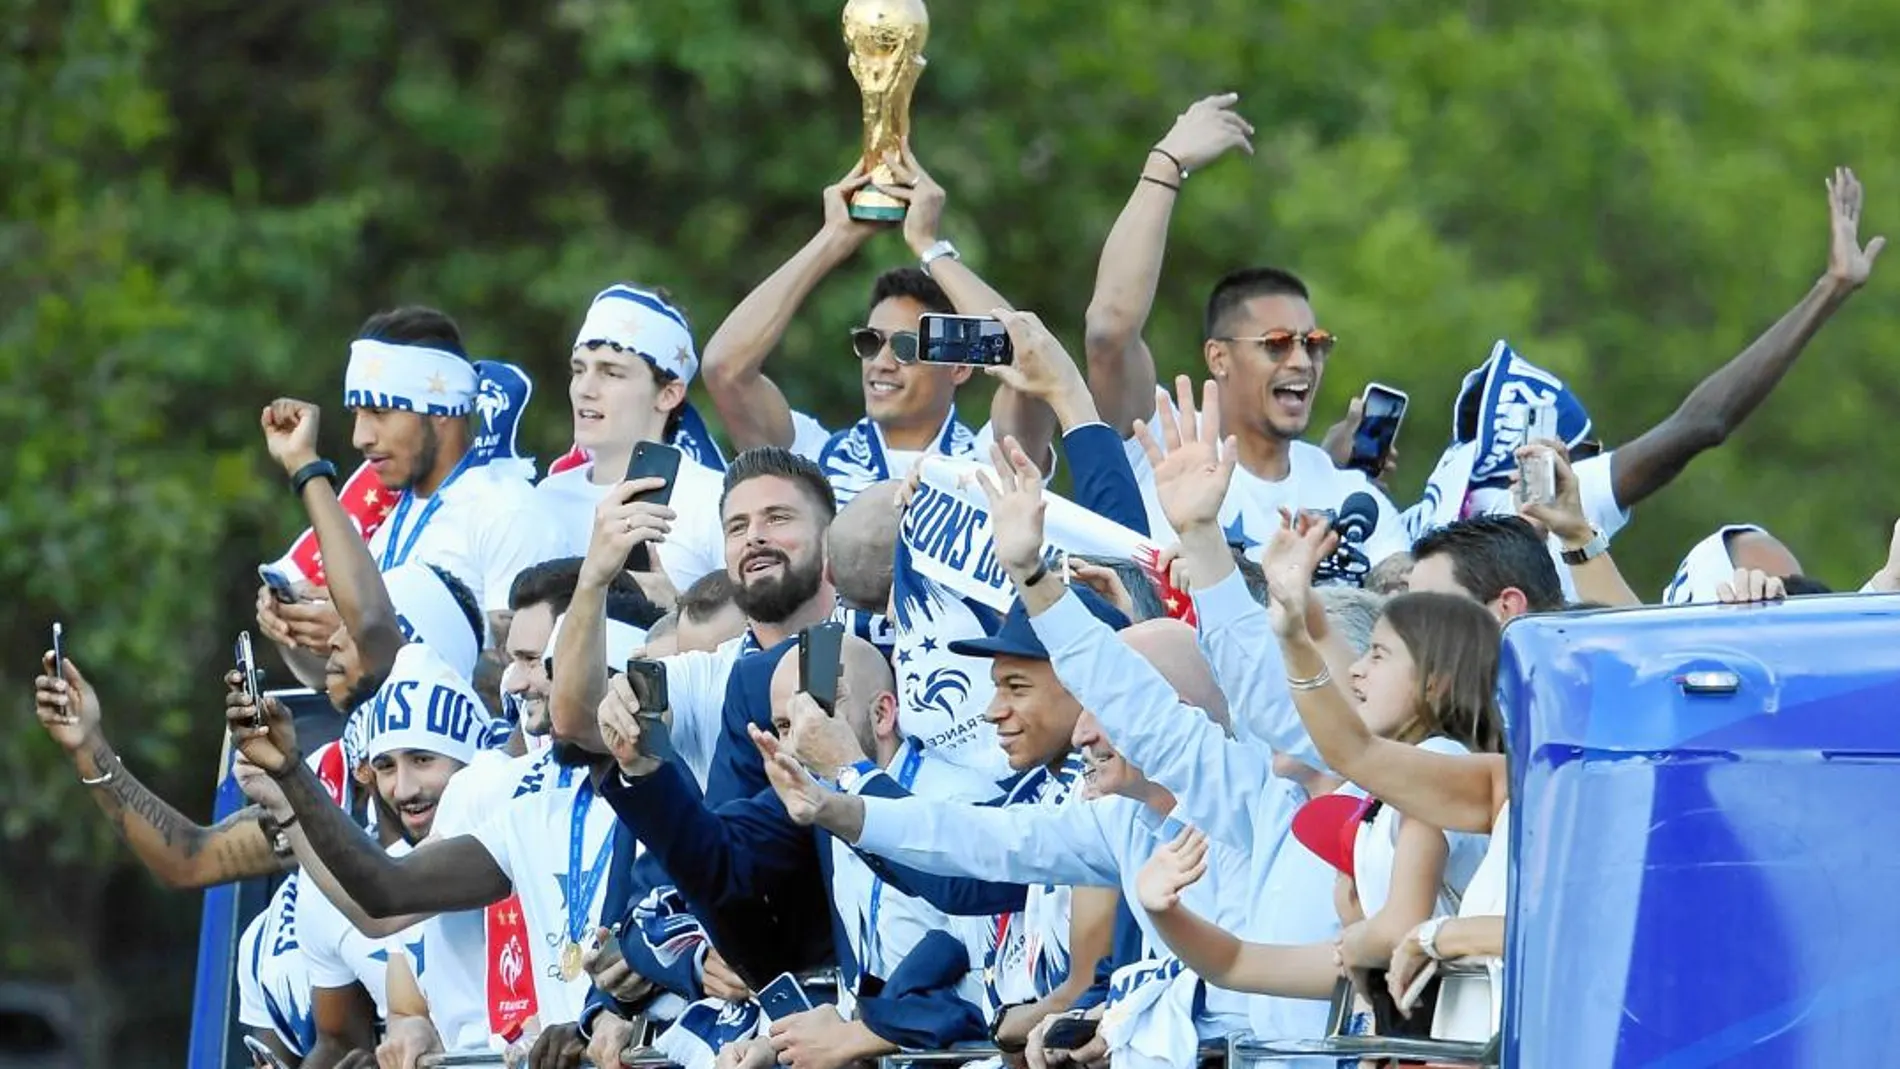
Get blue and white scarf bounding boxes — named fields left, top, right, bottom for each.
left=1403, top=340, right=1596, bottom=542
left=1101, top=957, right=1203, bottom=1069
left=890, top=541, right=1008, bottom=778
left=819, top=408, right=977, bottom=506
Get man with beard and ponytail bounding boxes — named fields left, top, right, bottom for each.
left=548, top=446, right=845, bottom=797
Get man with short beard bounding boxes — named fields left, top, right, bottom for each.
left=548, top=446, right=845, bottom=795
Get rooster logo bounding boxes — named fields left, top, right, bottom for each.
left=498, top=934, right=527, bottom=992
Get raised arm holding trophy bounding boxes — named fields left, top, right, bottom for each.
left=842, top=0, right=929, bottom=221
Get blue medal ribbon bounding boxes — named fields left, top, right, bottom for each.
left=562, top=770, right=615, bottom=948
left=377, top=452, right=476, bottom=570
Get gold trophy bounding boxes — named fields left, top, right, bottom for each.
left=842, top=0, right=929, bottom=221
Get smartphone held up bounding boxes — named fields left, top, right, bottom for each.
left=1511, top=400, right=1560, bottom=510
left=918, top=314, right=1014, bottom=367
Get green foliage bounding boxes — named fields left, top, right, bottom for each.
left=5, top=0, right=1898, bottom=1059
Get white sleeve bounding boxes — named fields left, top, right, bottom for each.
left=1574, top=453, right=1631, bottom=539
left=468, top=808, right=520, bottom=886
left=789, top=410, right=834, bottom=463
left=1362, top=482, right=1411, bottom=567
left=236, top=913, right=272, bottom=1028
left=294, top=885, right=358, bottom=990
left=856, top=792, right=1123, bottom=887
left=662, top=649, right=729, bottom=790
left=474, top=503, right=567, bottom=616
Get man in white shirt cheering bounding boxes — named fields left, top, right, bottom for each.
left=536, top=284, right=728, bottom=596
left=1082, top=96, right=1406, bottom=576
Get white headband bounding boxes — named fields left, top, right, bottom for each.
left=345, top=338, right=480, bottom=416
left=545, top=610, right=650, bottom=674
left=365, top=644, right=495, bottom=765
left=384, top=563, right=482, bottom=683
left=574, top=285, right=698, bottom=385
left=1662, top=524, right=1765, bottom=605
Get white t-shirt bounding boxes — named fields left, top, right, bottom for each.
left=1350, top=737, right=1490, bottom=919
left=658, top=634, right=752, bottom=791
left=787, top=409, right=834, bottom=463
left=533, top=458, right=727, bottom=594
left=1124, top=402, right=1409, bottom=583
left=237, top=874, right=317, bottom=1058
left=366, top=463, right=565, bottom=617
left=469, top=757, right=622, bottom=1026
left=297, top=839, right=419, bottom=1015
left=409, top=748, right=526, bottom=1051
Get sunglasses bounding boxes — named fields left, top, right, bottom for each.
left=850, top=327, right=920, bottom=365
left=1215, top=329, right=1338, bottom=362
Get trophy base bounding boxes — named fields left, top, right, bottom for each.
left=849, top=187, right=908, bottom=222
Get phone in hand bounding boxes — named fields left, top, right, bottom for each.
left=1042, top=1013, right=1100, bottom=1051
left=1511, top=401, right=1560, bottom=510
left=242, top=1034, right=293, bottom=1069
left=51, top=621, right=65, bottom=675
left=258, top=565, right=299, bottom=605
left=798, top=622, right=846, bottom=714
left=918, top=313, right=1014, bottom=367
left=625, top=657, right=677, bottom=764
left=625, top=441, right=683, bottom=507
left=235, top=631, right=264, bottom=727
left=1347, top=383, right=1408, bottom=478
left=756, top=971, right=815, bottom=1021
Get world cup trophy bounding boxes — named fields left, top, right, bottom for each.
left=842, top=0, right=929, bottom=222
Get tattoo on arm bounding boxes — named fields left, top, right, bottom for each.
left=87, top=741, right=280, bottom=887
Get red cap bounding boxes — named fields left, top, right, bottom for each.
left=1291, top=793, right=1375, bottom=879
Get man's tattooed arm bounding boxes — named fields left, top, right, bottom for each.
left=77, top=738, right=288, bottom=889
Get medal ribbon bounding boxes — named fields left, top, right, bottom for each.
left=563, top=775, right=615, bottom=952
left=377, top=452, right=476, bottom=570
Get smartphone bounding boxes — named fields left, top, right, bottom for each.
left=236, top=631, right=264, bottom=727
left=625, top=658, right=677, bottom=764
left=1042, top=1014, right=1100, bottom=1051
left=798, top=622, right=846, bottom=714
left=50, top=621, right=65, bottom=674
left=756, top=971, right=814, bottom=1021
left=918, top=313, right=1014, bottom=367
left=589, top=926, right=627, bottom=976
left=1347, top=383, right=1408, bottom=478
left=258, top=565, right=298, bottom=604
left=625, top=441, right=683, bottom=507
left=242, top=1035, right=293, bottom=1069
left=1512, top=400, right=1559, bottom=509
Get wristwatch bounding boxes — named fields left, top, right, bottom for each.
left=836, top=759, right=879, bottom=793
left=918, top=239, right=960, bottom=274
left=1414, top=916, right=1448, bottom=961
left=1560, top=525, right=1611, bottom=565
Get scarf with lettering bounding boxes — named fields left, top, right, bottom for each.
left=1401, top=341, right=1595, bottom=543
left=1100, top=957, right=1202, bottom=1069
left=1662, top=524, right=1766, bottom=605
left=820, top=408, right=976, bottom=506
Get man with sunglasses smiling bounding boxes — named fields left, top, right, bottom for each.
left=1081, top=94, right=1408, bottom=582
left=700, top=143, right=1055, bottom=505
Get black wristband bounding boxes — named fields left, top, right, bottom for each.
left=1140, top=174, right=1181, bottom=194
left=1019, top=562, right=1050, bottom=588
left=290, top=459, right=339, bottom=497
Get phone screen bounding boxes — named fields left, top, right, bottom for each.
left=919, top=314, right=1014, bottom=366
left=798, top=622, right=845, bottom=714
left=1348, top=385, right=1408, bottom=477
left=625, top=442, right=683, bottom=508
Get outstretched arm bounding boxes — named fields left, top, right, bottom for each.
left=702, top=166, right=880, bottom=451
left=1611, top=168, right=1883, bottom=509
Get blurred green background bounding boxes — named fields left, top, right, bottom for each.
left=4, top=0, right=1897, bottom=1062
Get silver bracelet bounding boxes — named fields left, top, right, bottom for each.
left=79, top=759, right=118, bottom=787
left=1286, top=668, right=1333, bottom=691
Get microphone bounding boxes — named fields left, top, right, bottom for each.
left=1332, top=491, right=1379, bottom=545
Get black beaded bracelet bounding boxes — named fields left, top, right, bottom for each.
left=290, top=458, right=339, bottom=497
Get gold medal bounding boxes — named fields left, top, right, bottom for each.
left=559, top=938, right=584, bottom=982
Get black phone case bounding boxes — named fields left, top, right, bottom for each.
left=799, top=622, right=846, bottom=713
left=1042, top=1017, right=1100, bottom=1051
left=625, top=442, right=683, bottom=507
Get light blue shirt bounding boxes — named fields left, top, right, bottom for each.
left=1028, top=575, right=1341, bottom=1063
left=856, top=778, right=1255, bottom=1039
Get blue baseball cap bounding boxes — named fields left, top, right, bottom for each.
left=948, top=584, right=1132, bottom=661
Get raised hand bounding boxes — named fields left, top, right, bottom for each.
left=1133, top=377, right=1238, bottom=534
left=1136, top=825, right=1209, bottom=913
left=778, top=690, right=869, bottom=780
left=751, top=725, right=830, bottom=828
left=1262, top=509, right=1339, bottom=639
left=1152, top=93, right=1256, bottom=174
left=1320, top=397, right=1400, bottom=487
left=891, top=138, right=948, bottom=257
left=226, top=687, right=302, bottom=777
left=1826, top=167, right=1885, bottom=290
left=581, top=477, right=676, bottom=589
left=820, top=159, right=883, bottom=250
left=1513, top=439, right=1591, bottom=546
left=984, top=309, right=1090, bottom=410
left=260, top=398, right=323, bottom=475
left=33, top=651, right=101, bottom=753
left=971, top=436, right=1050, bottom=578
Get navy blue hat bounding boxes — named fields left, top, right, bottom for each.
left=948, top=584, right=1132, bottom=661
